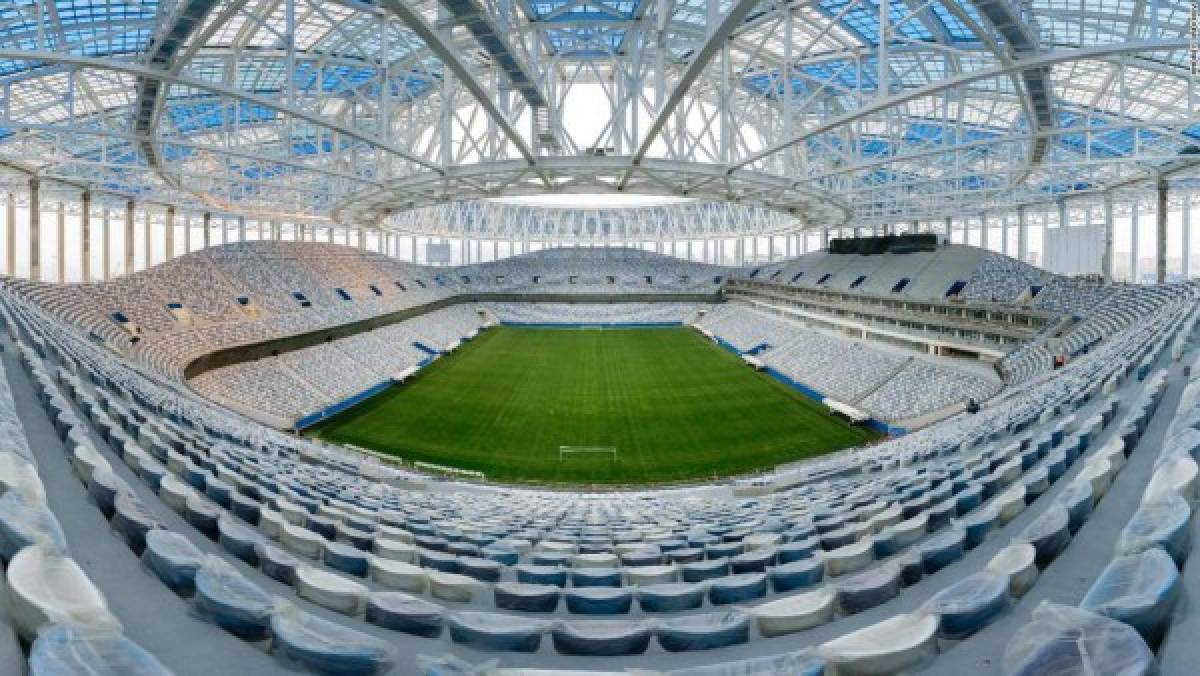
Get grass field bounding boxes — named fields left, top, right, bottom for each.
left=307, top=326, right=880, bottom=485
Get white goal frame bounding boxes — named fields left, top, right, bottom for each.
left=559, top=446, right=618, bottom=462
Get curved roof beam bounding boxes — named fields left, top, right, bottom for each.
left=0, top=153, right=158, bottom=203
left=0, top=50, right=445, bottom=175
left=1103, top=156, right=1200, bottom=194
left=372, top=0, right=548, bottom=186
left=728, top=39, right=1190, bottom=175
left=797, top=118, right=1194, bottom=184
left=964, top=0, right=1054, bottom=166
left=134, top=0, right=224, bottom=191
left=618, top=0, right=766, bottom=190
left=930, top=0, right=1039, bottom=189
left=8, top=123, right=384, bottom=188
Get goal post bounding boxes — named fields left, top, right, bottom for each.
left=559, top=446, right=618, bottom=462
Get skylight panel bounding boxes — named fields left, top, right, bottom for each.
left=927, top=2, right=976, bottom=41
left=296, top=3, right=355, bottom=50
left=53, top=0, right=159, bottom=28
left=235, top=59, right=287, bottom=93
left=305, top=5, right=370, bottom=55
left=819, top=0, right=933, bottom=45
left=8, top=72, right=70, bottom=123
left=245, top=4, right=287, bottom=47
left=0, top=2, right=47, bottom=51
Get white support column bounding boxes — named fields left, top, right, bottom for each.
left=1131, top=202, right=1140, bottom=283
left=124, top=200, right=135, bottom=275
left=979, top=213, right=989, bottom=251
left=184, top=214, right=193, bottom=253
left=29, top=178, right=40, bottom=281
left=1157, top=177, right=1168, bottom=284
left=101, top=207, right=110, bottom=280
left=56, top=201, right=65, bottom=282
left=5, top=194, right=14, bottom=275
left=1001, top=212, right=1011, bottom=256
left=238, top=216, right=247, bottom=242
left=1017, top=205, right=1028, bottom=264
left=164, top=206, right=175, bottom=261
left=1102, top=192, right=1114, bottom=282
left=80, top=191, right=91, bottom=282
left=1184, top=192, right=1192, bottom=280
left=144, top=206, right=153, bottom=268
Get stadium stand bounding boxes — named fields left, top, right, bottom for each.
left=0, top=238, right=1193, bottom=673
left=694, top=303, right=1002, bottom=424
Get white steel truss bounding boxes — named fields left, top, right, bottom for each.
left=0, top=0, right=1195, bottom=241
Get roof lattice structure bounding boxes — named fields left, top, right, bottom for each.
left=0, top=0, right=1197, bottom=239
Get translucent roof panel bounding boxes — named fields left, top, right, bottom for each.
left=528, top=0, right=638, bottom=21
left=818, top=0, right=935, bottom=45
left=0, top=0, right=1192, bottom=225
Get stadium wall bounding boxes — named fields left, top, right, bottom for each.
left=294, top=379, right=395, bottom=431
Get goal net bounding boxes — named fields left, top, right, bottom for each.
left=559, top=446, right=618, bottom=462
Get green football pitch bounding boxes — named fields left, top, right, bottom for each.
left=307, top=326, right=880, bottom=485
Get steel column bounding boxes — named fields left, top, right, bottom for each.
left=1157, top=177, right=1168, bottom=284
left=5, top=194, right=14, bottom=276
left=29, top=178, right=40, bottom=281
left=1103, top=193, right=1114, bottom=282
left=165, top=206, right=175, bottom=260
left=56, top=201, right=65, bottom=282
left=124, top=200, right=135, bottom=275
left=81, top=191, right=91, bottom=282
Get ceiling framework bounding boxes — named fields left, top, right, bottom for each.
left=390, top=198, right=799, bottom=240
left=0, top=0, right=1195, bottom=240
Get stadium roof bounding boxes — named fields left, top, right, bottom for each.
left=0, top=0, right=1197, bottom=238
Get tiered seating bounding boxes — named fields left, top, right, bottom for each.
left=745, top=244, right=1023, bottom=300
left=959, top=252, right=1051, bottom=304
left=11, top=242, right=469, bottom=379
left=188, top=305, right=487, bottom=423
left=860, top=360, right=1002, bottom=421
left=0, top=337, right=171, bottom=674
left=695, top=303, right=1001, bottom=422
left=1002, top=328, right=1200, bottom=674
left=458, top=247, right=729, bottom=294
left=189, top=359, right=328, bottom=422
left=0, top=244, right=1198, bottom=674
